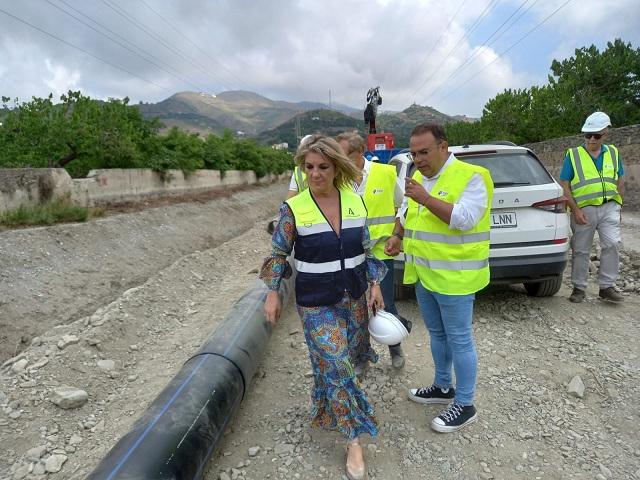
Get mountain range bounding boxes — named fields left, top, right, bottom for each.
left=137, top=90, right=476, bottom=149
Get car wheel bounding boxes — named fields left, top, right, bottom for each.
left=523, top=275, right=562, bottom=297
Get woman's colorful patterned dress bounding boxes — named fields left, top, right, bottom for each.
left=260, top=202, right=387, bottom=439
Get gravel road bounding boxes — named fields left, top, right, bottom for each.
left=1, top=186, right=639, bottom=480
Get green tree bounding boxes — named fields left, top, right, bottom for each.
left=481, top=88, right=533, bottom=144
left=0, top=91, right=162, bottom=177
left=548, top=39, right=640, bottom=131
left=203, top=130, right=235, bottom=171
left=150, top=126, right=204, bottom=173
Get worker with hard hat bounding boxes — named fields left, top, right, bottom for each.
left=386, top=123, right=493, bottom=434
left=559, top=111, right=625, bottom=304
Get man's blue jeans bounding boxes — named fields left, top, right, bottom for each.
left=415, top=281, right=477, bottom=406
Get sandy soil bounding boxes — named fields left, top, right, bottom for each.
left=1, top=187, right=639, bottom=480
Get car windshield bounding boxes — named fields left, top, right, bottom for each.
left=457, top=152, right=553, bottom=186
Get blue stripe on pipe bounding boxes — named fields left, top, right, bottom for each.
left=105, top=354, right=209, bottom=480
left=195, top=290, right=265, bottom=479
left=106, top=284, right=267, bottom=479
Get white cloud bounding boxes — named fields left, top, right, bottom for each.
left=0, top=0, right=637, bottom=117
left=44, top=59, right=81, bottom=98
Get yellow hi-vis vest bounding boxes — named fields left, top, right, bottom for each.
left=403, top=159, right=493, bottom=295
left=568, top=145, right=622, bottom=208
left=294, top=166, right=307, bottom=192
left=363, top=162, right=397, bottom=260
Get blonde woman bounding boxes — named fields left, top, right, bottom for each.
left=260, top=135, right=386, bottom=479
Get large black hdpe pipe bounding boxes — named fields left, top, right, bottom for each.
left=87, top=276, right=294, bottom=480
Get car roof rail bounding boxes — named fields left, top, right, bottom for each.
left=483, top=140, right=518, bottom=146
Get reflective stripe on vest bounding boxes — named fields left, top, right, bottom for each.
left=402, top=158, right=493, bottom=295
left=405, top=254, right=489, bottom=271
left=295, top=253, right=366, bottom=274
left=404, top=229, right=490, bottom=244
left=568, top=145, right=622, bottom=208
left=297, top=217, right=365, bottom=236
left=362, top=162, right=397, bottom=260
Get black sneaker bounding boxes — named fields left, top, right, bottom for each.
left=408, top=385, right=455, bottom=404
left=431, top=402, right=477, bottom=433
left=569, top=288, right=586, bottom=303
left=599, top=286, right=623, bottom=303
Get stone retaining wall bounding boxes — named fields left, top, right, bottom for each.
left=0, top=168, right=290, bottom=213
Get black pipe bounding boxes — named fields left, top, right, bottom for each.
left=87, top=277, right=294, bottom=480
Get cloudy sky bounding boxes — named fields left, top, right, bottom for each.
left=1, top=0, right=638, bottom=117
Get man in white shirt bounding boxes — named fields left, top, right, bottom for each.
left=385, top=123, right=492, bottom=433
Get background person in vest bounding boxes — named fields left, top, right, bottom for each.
left=261, top=135, right=386, bottom=480
left=386, top=123, right=493, bottom=433
left=286, top=134, right=315, bottom=199
left=559, top=111, right=625, bottom=304
left=336, top=132, right=407, bottom=371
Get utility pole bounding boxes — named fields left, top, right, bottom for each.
left=328, top=89, right=332, bottom=109
left=295, top=115, right=301, bottom=145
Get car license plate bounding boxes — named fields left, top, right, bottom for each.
left=491, top=211, right=517, bottom=228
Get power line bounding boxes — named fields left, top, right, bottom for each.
left=44, top=0, right=209, bottom=93
left=408, top=0, right=500, bottom=103
left=388, top=0, right=468, bottom=108
left=0, top=6, right=166, bottom=90
left=433, top=0, right=574, bottom=107
left=101, top=0, right=233, bottom=92
left=425, top=0, right=538, bottom=102
left=139, top=0, right=251, bottom=93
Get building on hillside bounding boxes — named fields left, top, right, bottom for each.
left=271, top=142, right=289, bottom=150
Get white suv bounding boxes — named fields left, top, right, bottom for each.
left=389, top=143, right=570, bottom=297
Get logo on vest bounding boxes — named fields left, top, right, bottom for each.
left=348, top=208, right=355, bottom=216
left=372, top=188, right=384, bottom=194
left=437, top=190, right=448, bottom=197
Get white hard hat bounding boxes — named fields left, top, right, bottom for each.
left=300, top=134, right=314, bottom=147
left=582, top=111, right=611, bottom=133
left=371, top=156, right=380, bottom=162
left=368, top=310, right=409, bottom=346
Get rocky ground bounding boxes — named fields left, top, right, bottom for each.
left=1, top=186, right=639, bottom=480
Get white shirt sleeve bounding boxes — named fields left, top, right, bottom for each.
left=449, top=173, right=489, bottom=231
left=396, top=196, right=408, bottom=226
left=288, top=172, right=298, bottom=192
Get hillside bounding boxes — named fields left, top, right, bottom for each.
left=374, top=104, right=459, bottom=147
left=257, top=109, right=363, bottom=148
left=136, top=91, right=472, bottom=148
left=137, top=91, right=355, bottom=136
left=258, top=103, right=465, bottom=150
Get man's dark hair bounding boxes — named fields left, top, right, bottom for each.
left=411, top=123, right=447, bottom=143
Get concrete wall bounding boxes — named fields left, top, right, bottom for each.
left=0, top=168, right=73, bottom=213
left=0, top=168, right=289, bottom=213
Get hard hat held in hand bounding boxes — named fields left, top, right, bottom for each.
left=368, top=310, right=410, bottom=345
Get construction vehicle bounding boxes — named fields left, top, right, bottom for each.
left=363, top=86, right=405, bottom=163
